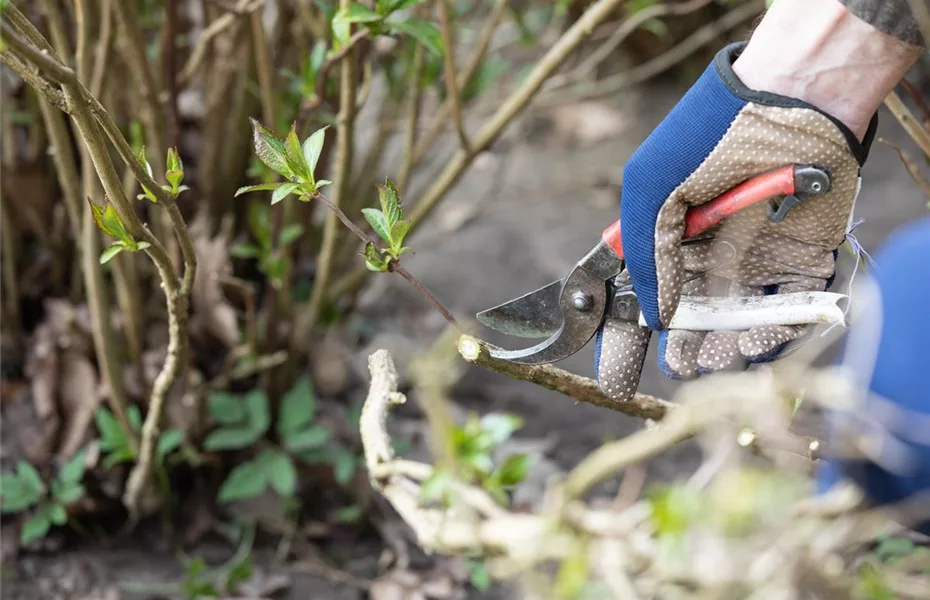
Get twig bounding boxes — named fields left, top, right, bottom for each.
left=884, top=89, right=930, bottom=160
left=331, top=0, right=633, bottom=300
left=0, top=21, right=74, bottom=83
left=198, top=351, right=289, bottom=394
left=537, top=0, right=764, bottom=107
left=900, top=78, right=930, bottom=128
left=397, top=41, right=425, bottom=193
left=0, top=201, right=20, bottom=338
left=877, top=137, right=930, bottom=200
left=112, top=0, right=166, bottom=175
left=543, top=0, right=713, bottom=91
left=298, top=1, right=358, bottom=344
left=456, top=335, right=670, bottom=420
left=390, top=265, right=458, bottom=326
left=179, top=0, right=262, bottom=86
left=410, top=0, right=508, bottom=166
left=0, top=51, right=68, bottom=112
left=297, top=28, right=371, bottom=118
left=437, top=0, right=469, bottom=151
left=162, top=0, right=181, bottom=150
left=88, top=0, right=114, bottom=100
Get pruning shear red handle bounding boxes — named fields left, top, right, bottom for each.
left=478, top=164, right=832, bottom=365
left=600, top=163, right=830, bottom=259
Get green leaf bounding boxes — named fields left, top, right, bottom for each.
left=496, top=454, right=531, bottom=486
left=157, top=429, right=184, bottom=462
left=128, top=404, right=143, bottom=431
left=333, top=451, right=357, bottom=485
left=49, top=502, right=68, bottom=525
left=0, top=474, right=39, bottom=513
left=278, top=224, right=305, bottom=247
left=284, top=124, right=309, bottom=179
left=284, top=426, right=331, bottom=452
left=333, top=3, right=381, bottom=23
left=102, top=447, right=135, bottom=469
left=649, top=486, right=703, bottom=538
left=203, top=427, right=260, bottom=451
left=387, top=19, right=443, bottom=56
left=217, top=461, right=268, bottom=503
left=87, top=199, right=112, bottom=236
left=94, top=406, right=126, bottom=442
left=389, top=220, right=410, bottom=250
left=361, top=208, right=390, bottom=243
left=249, top=118, right=294, bottom=179
left=272, top=182, right=301, bottom=205
left=235, top=183, right=282, bottom=197
left=278, top=376, right=316, bottom=437
left=420, top=468, right=453, bottom=503
left=208, top=392, right=245, bottom=424
left=555, top=547, right=589, bottom=600
left=363, top=242, right=388, bottom=272
left=335, top=504, right=363, bottom=523
left=231, top=243, right=262, bottom=259
left=99, top=243, right=125, bottom=264
left=53, top=483, right=85, bottom=505
left=378, top=180, right=403, bottom=228
left=58, top=450, right=87, bottom=485
left=20, top=513, right=51, bottom=544
left=244, top=389, right=270, bottom=435
left=138, top=146, right=154, bottom=178
left=265, top=451, right=297, bottom=497
left=302, top=126, right=328, bottom=176
left=166, top=147, right=182, bottom=172
left=465, top=558, right=491, bottom=592
left=17, top=462, right=44, bottom=497
left=166, top=147, right=184, bottom=191
left=388, top=0, right=427, bottom=12
left=479, top=413, right=523, bottom=446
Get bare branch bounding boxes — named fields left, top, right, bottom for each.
left=437, top=0, right=470, bottom=151
left=457, top=335, right=671, bottom=420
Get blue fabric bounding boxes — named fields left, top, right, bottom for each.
left=619, top=58, right=747, bottom=330
left=818, top=216, right=930, bottom=534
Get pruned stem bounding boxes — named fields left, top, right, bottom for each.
left=456, top=335, right=670, bottom=420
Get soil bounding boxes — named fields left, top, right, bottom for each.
left=4, top=72, right=929, bottom=599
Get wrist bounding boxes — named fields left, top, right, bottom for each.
left=732, top=0, right=922, bottom=140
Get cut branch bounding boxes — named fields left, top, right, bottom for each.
left=457, top=335, right=671, bottom=420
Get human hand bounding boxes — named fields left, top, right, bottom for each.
left=594, top=40, right=871, bottom=397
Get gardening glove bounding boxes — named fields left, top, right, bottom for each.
left=817, top=216, right=930, bottom=535
left=595, top=41, right=875, bottom=400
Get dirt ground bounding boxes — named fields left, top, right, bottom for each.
left=4, top=72, right=930, bottom=599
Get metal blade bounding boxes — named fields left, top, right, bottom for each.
left=487, top=268, right=608, bottom=365
left=476, top=278, right=565, bottom=339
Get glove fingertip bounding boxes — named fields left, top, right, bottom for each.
left=656, top=330, right=700, bottom=380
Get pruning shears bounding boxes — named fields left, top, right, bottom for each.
left=475, top=164, right=848, bottom=365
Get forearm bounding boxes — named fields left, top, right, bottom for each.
left=733, top=0, right=923, bottom=140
